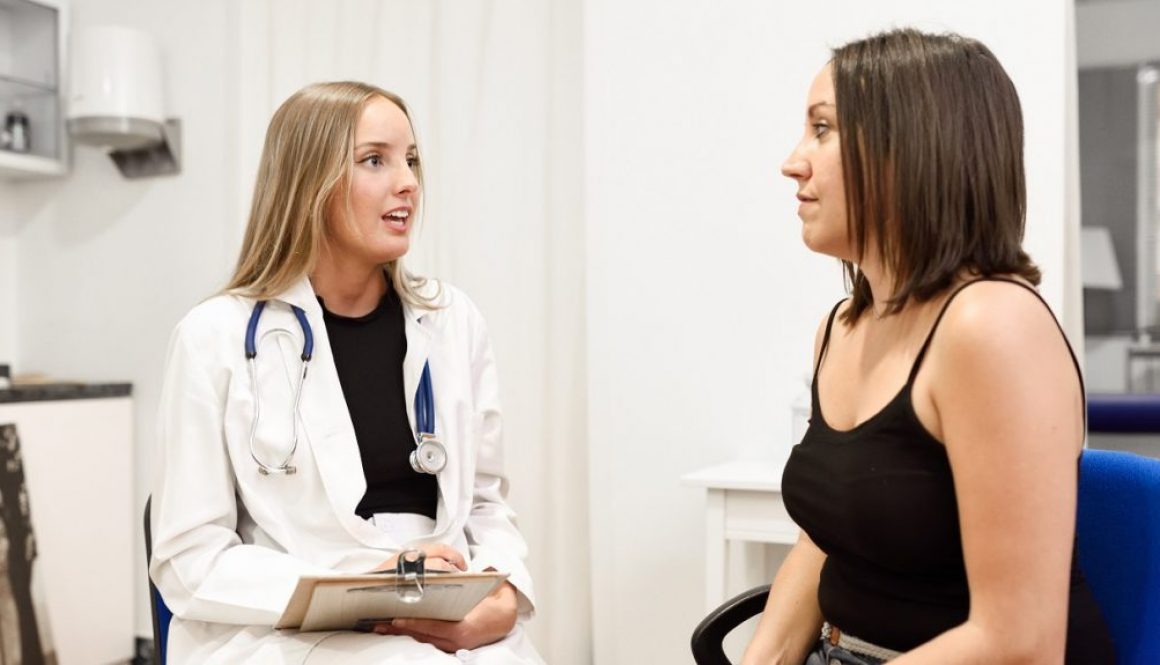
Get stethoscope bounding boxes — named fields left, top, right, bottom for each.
left=245, top=300, right=448, bottom=476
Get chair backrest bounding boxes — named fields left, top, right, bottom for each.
left=1076, top=449, right=1160, bottom=665
left=143, top=497, right=173, bottom=665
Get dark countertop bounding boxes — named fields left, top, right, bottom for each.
left=0, top=382, right=133, bottom=403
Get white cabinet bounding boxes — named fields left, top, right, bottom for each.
left=0, top=0, right=66, bottom=178
left=0, top=395, right=135, bottom=664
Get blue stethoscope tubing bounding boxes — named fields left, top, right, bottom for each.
left=244, top=300, right=445, bottom=476
left=411, top=363, right=447, bottom=474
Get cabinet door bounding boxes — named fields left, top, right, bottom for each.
left=0, top=397, right=135, bottom=665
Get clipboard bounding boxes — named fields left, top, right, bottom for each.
left=275, top=551, right=508, bottom=632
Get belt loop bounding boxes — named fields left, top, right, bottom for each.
left=829, top=624, right=841, bottom=646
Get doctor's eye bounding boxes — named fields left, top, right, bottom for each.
left=406, top=154, right=420, bottom=170
left=360, top=154, right=384, bottom=168
left=812, top=122, right=831, bottom=139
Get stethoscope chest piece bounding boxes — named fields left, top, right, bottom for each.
left=410, top=433, right=447, bottom=474
left=411, top=361, right=445, bottom=475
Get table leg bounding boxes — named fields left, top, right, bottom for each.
left=705, top=488, right=726, bottom=611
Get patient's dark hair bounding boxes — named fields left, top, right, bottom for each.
left=831, top=28, right=1040, bottom=323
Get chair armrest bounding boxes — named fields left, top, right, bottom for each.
left=691, top=585, right=771, bottom=665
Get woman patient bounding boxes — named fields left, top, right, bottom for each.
left=742, top=28, right=1115, bottom=664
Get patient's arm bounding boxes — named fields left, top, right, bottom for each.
left=740, top=531, right=825, bottom=665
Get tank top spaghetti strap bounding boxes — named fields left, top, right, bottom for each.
left=813, top=297, right=846, bottom=379
left=904, top=276, right=1086, bottom=403
left=814, top=277, right=1084, bottom=405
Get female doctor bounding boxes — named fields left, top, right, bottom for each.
left=149, top=81, right=542, bottom=664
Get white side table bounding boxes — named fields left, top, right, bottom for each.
left=682, top=459, right=799, bottom=611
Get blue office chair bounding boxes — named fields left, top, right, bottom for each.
left=691, top=449, right=1160, bottom=665
left=1076, top=449, right=1160, bottom=664
left=143, top=498, right=173, bottom=665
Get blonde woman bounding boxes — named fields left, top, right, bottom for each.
left=149, top=82, right=541, bottom=663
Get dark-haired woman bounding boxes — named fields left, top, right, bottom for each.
left=742, top=29, right=1114, bottom=665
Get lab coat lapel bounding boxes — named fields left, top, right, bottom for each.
left=402, top=300, right=461, bottom=539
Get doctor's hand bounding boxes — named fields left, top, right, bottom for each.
left=373, top=580, right=519, bottom=653
left=371, top=544, right=466, bottom=574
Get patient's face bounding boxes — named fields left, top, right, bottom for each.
left=781, top=64, right=850, bottom=261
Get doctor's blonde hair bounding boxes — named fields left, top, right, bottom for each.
left=226, top=81, right=438, bottom=308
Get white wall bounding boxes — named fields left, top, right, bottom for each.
left=3, top=0, right=240, bottom=638
left=1076, top=0, right=1160, bottom=68
left=0, top=216, right=17, bottom=365
left=584, top=1, right=1077, bottom=662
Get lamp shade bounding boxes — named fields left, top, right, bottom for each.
left=67, top=26, right=165, bottom=150
left=1081, top=226, right=1124, bottom=290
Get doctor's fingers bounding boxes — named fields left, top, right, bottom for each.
left=374, top=619, right=463, bottom=653
left=423, top=556, right=462, bottom=572
left=373, top=544, right=466, bottom=573
left=417, top=543, right=467, bottom=570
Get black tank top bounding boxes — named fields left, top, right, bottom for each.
left=320, top=287, right=438, bottom=520
left=781, top=277, right=1114, bottom=662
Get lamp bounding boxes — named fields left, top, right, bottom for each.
left=1081, top=226, right=1123, bottom=290
left=66, top=26, right=180, bottom=178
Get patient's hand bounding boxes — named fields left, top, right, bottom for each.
left=373, top=580, right=519, bottom=652
left=370, top=543, right=466, bottom=574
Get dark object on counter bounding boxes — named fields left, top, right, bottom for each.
left=4, top=110, right=30, bottom=153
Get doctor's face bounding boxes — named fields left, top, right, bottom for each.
left=327, top=96, right=420, bottom=268
left=781, top=64, right=851, bottom=261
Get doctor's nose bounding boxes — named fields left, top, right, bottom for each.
left=396, top=165, right=419, bottom=196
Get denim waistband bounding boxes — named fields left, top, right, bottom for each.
left=803, top=622, right=903, bottom=664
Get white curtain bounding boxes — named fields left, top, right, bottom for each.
left=234, top=2, right=590, bottom=662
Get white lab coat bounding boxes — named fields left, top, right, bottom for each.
left=149, top=276, right=542, bottom=664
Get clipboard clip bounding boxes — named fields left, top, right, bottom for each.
left=395, top=549, right=426, bottom=603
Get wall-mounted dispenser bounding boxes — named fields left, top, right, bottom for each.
left=67, top=26, right=180, bottom=178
